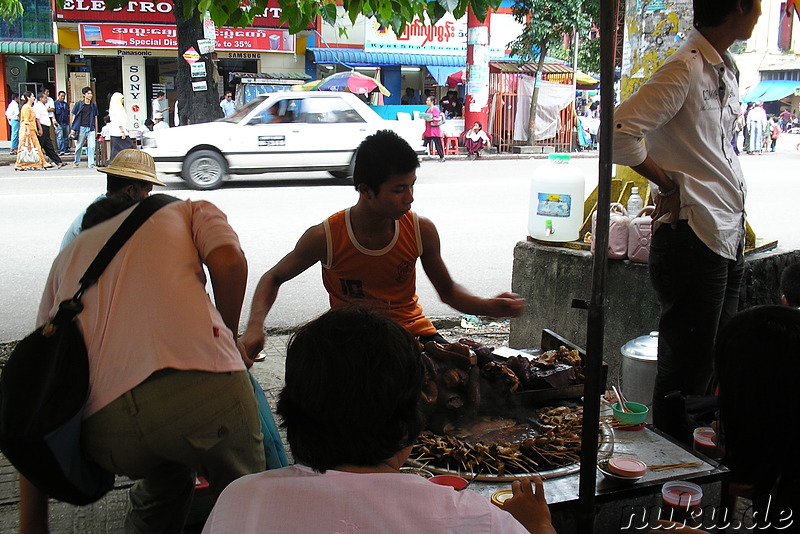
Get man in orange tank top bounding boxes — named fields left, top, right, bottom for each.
left=242, top=131, right=524, bottom=357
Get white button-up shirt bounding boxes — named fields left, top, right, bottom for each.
left=613, top=30, right=746, bottom=261
left=5, top=100, right=19, bottom=121
left=32, top=100, right=51, bottom=126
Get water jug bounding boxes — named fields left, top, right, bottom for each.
left=528, top=154, right=586, bottom=242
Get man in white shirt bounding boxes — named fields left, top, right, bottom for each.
left=612, top=0, right=761, bottom=441
left=43, top=88, right=59, bottom=150
left=33, top=92, right=64, bottom=167
left=219, top=92, right=236, bottom=118
left=5, top=94, right=20, bottom=154
left=152, top=91, right=170, bottom=126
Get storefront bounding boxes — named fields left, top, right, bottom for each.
left=52, top=0, right=310, bottom=131
left=310, top=7, right=521, bottom=105
left=1, top=0, right=59, bottom=144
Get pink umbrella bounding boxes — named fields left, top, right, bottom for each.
left=446, top=70, right=464, bottom=87
left=315, top=71, right=391, bottom=96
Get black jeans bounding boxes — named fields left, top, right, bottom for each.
left=648, top=221, right=744, bottom=438
left=425, top=136, right=445, bottom=159
left=38, top=124, right=62, bottom=165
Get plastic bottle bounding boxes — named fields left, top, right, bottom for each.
left=528, top=154, right=586, bottom=242
left=627, top=187, right=644, bottom=217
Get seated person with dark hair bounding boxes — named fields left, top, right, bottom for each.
left=715, top=305, right=800, bottom=532
left=204, top=307, right=555, bottom=534
left=780, top=263, right=800, bottom=307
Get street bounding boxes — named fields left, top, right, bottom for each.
left=1, top=139, right=799, bottom=343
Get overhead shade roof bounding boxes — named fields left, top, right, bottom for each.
left=742, top=80, right=800, bottom=103
left=0, top=41, right=58, bottom=54
left=308, top=47, right=466, bottom=67
left=426, top=66, right=464, bottom=85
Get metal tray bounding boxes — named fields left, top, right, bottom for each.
left=406, top=422, right=614, bottom=482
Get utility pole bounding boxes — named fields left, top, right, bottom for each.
left=464, top=6, right=491, bottom=130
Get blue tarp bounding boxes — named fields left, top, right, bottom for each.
left=426, top=66, right=464, bottom=86
left=742, top=80, right=800, bottom=103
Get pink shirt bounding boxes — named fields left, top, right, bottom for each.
left=38, top=200, right=246, bottom=417
left=424, top=106, right=442, bottom=138
left=203, top=465, right=528, bottom=533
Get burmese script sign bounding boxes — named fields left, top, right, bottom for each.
left=57, top=0, right=314, bottom=28
left=79, top=23, right=295, bottom=52
left=364, top=14, right=467, bottom=55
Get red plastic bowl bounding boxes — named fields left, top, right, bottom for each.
left=428, top=475, right=469, bottom=490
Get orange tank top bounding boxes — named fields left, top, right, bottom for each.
left=321, top=208, right=436, bottom=337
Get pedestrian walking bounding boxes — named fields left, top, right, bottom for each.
left=423, top=96, right=445, bottom=162
left=32, top=91, right=64, bottom=168
left=54, top=90, right=70, bottom=155
left=14, top=92, right=46, bottom=171
left=108, top=92, right=130, bottom=161
left=70, top=86, right=99, bottom=168
left=5, top=93, right=20, bottom=155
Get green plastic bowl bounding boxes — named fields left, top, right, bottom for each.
left=612, top=402, right=649, bottom=425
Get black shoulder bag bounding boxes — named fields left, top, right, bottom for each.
left=0, top=194, right=179, bottom=505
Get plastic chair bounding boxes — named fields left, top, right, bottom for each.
left=444, top=136, right=459, bottom=156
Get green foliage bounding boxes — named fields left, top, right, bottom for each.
left=578, top=36, right=600, bottom=73
left=0, top=0, right=24, bottom=20
left=278, top=0, right=501, bottom=36
left=508, top=0, right=596, bottom=63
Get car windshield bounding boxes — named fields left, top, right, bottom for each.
left=219, top=96, right=268, bottom=123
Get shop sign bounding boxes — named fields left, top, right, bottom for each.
left=192, top=80, right=207, bottom=92
left=79, top=23, right=295, bottom=53
left=122, top=55, right=147, bottom=131
left=80, top=23, right=177, bottom=49
left=364, top=14, right=467, bottom=55
left=57, top=0, right=314, bottom=29
left=183, top=47, right=200, bottom=63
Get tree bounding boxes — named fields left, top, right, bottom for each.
left=508, top=0, right=597, bottom=144
left=0, top=0, right=500, bottom=124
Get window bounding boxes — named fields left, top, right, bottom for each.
left=0, top=0, right=53, bottom=41
left=296, top=97, right=365, bottom=124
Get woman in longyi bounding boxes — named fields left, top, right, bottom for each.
left=15, top=92, right=46, bottom=171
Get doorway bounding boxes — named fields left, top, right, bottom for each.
left=88, top=57, right=122, bottom=118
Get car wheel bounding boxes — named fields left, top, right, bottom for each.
left=328, top=170, right=350, bottom=180
left=328, top=154, right=356, bottom=183
left=182, top=150, right=226, bottom=190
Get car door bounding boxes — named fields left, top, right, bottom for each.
left=295, top=95, right=374, bottom=169
left=227, top=97, right=306, bottom=172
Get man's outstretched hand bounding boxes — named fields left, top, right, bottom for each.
left=484, top=292, right=526, bottom=318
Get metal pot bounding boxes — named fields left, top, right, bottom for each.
left=620, top=331, right=659, bottom=421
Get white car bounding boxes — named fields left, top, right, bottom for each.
left=142, top=91, right=424, bottom=190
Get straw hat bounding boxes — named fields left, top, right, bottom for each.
left=97, top=149, right=165, bottom=186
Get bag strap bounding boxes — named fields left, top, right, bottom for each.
left=76, top=194, right=180, bottom=297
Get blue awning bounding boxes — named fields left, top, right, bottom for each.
left=308, top=47, right=466, bottom=67
left=742, top=80, right=800, bottom=103
left=426, top=66, right=464, bottom=85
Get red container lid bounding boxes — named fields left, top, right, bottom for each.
left=608, top=457, right=647, bottom=478
left=428, top=475, right=469, bottom=491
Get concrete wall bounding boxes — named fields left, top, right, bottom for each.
left=509, top=240, right=800, bottom=385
